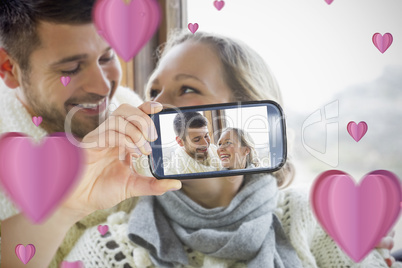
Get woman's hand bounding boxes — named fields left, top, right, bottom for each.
left=376, top=230, right=396, bottom=267
left=61, top=101, right=182, bottom=218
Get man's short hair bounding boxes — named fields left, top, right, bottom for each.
left=173, top=112, right=208, bottom=140
left=0, top=0, right=95, bottom=71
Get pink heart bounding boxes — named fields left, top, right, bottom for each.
left=188, top=23, right=199, bottom=34
left=60, top=261, right=85, bottom=268
left=372, top=33, right=393, bottom=54
left=347, top=121, right=368, bottom=142
left=32, top=116, right=43, bottom=127
left=324, top=0, right=334, bottom=4
left=311, top=170, right=402, bottom=262
left=15, top=244, right=36, bottom=264
left=93, top=0, right=161, bottom=62
left=93, top=0, right=109, bottom=40
left=214, top=1, right=225, bottom=11
left=97, top=224, right=109, bottom=235
left=60, top=76, right=71, bottom=87
left=0, top=133, right=84, bottom=223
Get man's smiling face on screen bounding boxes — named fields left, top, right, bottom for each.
left=179, top=126, right=211, bottom=161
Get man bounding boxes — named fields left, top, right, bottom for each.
left=165, top=112, right=221, bottom=175
left=0, top=1, right=181, bottom=267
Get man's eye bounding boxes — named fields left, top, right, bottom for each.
left=193, top=139, right=200, bottom=142
left=99, top=52, right=115, bottom=63
left=61, top=64, right=81, bottom=75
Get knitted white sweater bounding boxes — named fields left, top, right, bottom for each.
left=64, top=187, right=394, bottom=268
left=0, top=80, right=143, bottom=264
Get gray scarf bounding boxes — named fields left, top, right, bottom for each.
left=128, top=173, right=303, bottom=268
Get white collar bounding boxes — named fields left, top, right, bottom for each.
left=0, top=83, right=47, bottom=142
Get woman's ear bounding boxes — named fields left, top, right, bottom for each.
left=245, top=147, right=251, bottom=155
left=0, top=48, right=21, bottom=89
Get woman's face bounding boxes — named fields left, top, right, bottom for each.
left=146, top=40, right=243, bottom=204
left=217, top=130, right=250, bottom=169
left=146, top=41, right=233, bottom=107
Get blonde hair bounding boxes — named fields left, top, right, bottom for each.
left=147, top=30, right=294, bottom=188
left=220, top=127, right=261, bottom=168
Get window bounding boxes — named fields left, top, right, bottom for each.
left=120, top=0, right=188, bottom=99
left=186, top=0, right=402, bottom=248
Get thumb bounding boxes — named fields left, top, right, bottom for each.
left=127, top=174, right=182, bottom=197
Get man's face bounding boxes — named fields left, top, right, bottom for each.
left=15, top=22, right=121, bottom=138
left=179, top=126, right=211, bottom=161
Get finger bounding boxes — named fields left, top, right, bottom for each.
left=84, top=102, right=161, bottom=144
left=385, top=257, right=394, bottom=267
left=126, top=174, right=182, bottom=197
left=112, top=103, right=159, bottom=142
left=122, top=152, right=145, bottom=175
left=377, top=236, right=394, bottom=250
left=113, top=116, right=152, bottom=155
left=83, top=115, right=152, bottom=155
left=115, top=132, right=144, bottom=160
left=138, top=101, right=163, bottom=115
left=86, top=127, right=143, bottom=159
left=123, top=152, right=137, bottom=167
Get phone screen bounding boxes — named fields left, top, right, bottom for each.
left=148, top=101, right=286, bottom=179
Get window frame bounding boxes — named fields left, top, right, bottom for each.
left=119, top=0, right=187, bottom=99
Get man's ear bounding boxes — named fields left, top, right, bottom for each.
left=176, top=136, right=184, bottom=147
left=0, top=48, right=21, bottom=89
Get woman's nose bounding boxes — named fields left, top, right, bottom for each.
left=153, top=90, right=176, bottom=108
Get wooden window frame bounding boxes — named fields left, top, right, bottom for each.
left=119, top=0, right=187, bottom=99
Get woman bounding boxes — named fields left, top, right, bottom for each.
left=217, top=127, right=261, bottom=170
left=62, top=31, right=398, bottom=268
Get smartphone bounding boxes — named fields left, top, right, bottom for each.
left=148, top=100, right=287, bottom=180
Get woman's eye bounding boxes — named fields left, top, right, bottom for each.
left=181, top=86, right=200, bottom=95
left=61, top=64, right=81, bottom=75
left=149, top=89, right=160, bottom=99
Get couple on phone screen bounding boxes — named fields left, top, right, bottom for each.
left=164, top=111, right=261, bottom=176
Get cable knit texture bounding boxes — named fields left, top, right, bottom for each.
left=0, top=80, right=143, bottom=265
left=64, top=187, right=395, bottom=268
